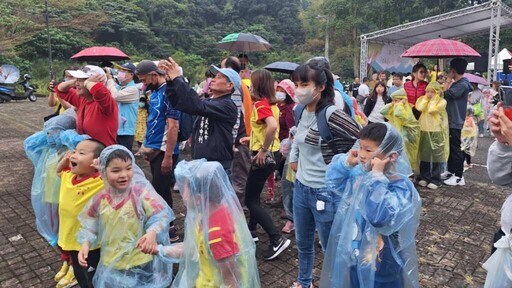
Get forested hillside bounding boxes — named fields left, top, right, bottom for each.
left=1, top=0, right=509, bottom=84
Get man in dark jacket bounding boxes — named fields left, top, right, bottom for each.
left=161, top=58, right=239, bottom=173
left=443, top=58, right=472, bottom=186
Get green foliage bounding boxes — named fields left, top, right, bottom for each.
left=17, top=28, right=93, bottom=60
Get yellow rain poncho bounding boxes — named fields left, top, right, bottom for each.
left=461, top=107, right=478, bottom=157
left=415, top=82, right=450, bottom=163
left=381, top=88, right=420, bottom=173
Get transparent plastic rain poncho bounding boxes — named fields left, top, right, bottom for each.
left=380, top=88, right=420, bottom=172
left=167, top=159, right=260, bottom=288
left=461, top=107, right=478, bottom=157
left=415, top=82, right=450, bottom=164
left=23, top=109, right=88, bottom=246
left=483, top=194, right=512, bottom=287
left=77, top=145, right=175, bottom=288
left=320, top=123, right=422, bottom=288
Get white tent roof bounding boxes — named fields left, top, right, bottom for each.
left=361, top=1, right=512, bottom=47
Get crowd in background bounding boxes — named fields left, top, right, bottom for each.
left=23, top=52, right=512, bottom=288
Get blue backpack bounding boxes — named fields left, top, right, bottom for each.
left=293, top=104, right=339, bottom=154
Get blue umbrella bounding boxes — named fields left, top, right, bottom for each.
left=264, top=61, right=299, bottom=74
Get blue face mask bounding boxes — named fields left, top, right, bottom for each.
left=138, top=102, right=146, bottom=108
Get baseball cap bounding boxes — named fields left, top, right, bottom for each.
left=209, top=65, right=241, bottom=92
left=115, top=62, right=136, bottom=74
left=134, top=60, right=165, bottom=75
left=66, top=65, right=106, bottom=79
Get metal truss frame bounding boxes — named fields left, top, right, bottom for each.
left=359, top=0, right=512, bottom=81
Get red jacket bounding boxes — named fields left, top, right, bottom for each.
left=57, top=83, right=118, bottom=146
left=404, top=80, right=428, bottom=105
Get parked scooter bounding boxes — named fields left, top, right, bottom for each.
left=0, top=74, right=37, bottom=103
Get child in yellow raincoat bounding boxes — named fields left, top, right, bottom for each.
left=380, top=88, right=420, bottom=175
left=461, top=106, right=478, bottom=170
left=415, top=82, right=449, bottom=189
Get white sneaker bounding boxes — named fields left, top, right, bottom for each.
left=418, top=180, right=428, bottom=187
left=440, top=171, right=453, bottom=180
left=444, top=175, right=465, bottom=186
left=427, top=183, right=440, bottom=190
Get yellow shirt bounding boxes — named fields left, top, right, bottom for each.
left=430, top=71, right=438, bottom=82
left=250, top=99, right=280, bottom=152
left=58, top=170, right=103, bottom=251
left=93, top=190, right=154, bottom=269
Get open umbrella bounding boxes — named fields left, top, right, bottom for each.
left=401, top=38, right=481, bottom=58
left=464, top=73, right=489, bottom=85
left=71, top=46, right=130, bottom=62
left=0, top=64, right=20, bottom=84
left=264, top=61, right=299, bottom=74
left=217, top=33, right=272, bottom=52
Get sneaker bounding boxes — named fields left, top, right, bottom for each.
left=427, top=183, right=440, bottom=190
left=54, top=261, right=69, bottom=282
left=444, top=175, right=465, bottom=186
left=290, top=282, right=313, bottom=288
left=417, top=180, right=428, bottom=187
left=440, top=171, right=453, bottom=180
left=264, top=236, right=291, bottom=260
left=282, top=221, right=295, bottom=234
left=250, top=230, right=259, bottom=243
left=169, top=226, right=179, bottom=242
left=56, top=266, right=77, bottom=288
left=479, top=133, right=484, bottom=138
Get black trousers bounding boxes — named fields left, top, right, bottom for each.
left=419, top=161, right=443, bottom=185
left=492, top=228, right=506, bottom=254
left=464, top=152, right=471, bottom=165
left=116, top=135, right=134, bottom=151
left=447, top=128, right=464, bottom=177
left=69, top=249, right=101, bottom=288
left=245, top=162, right=280, bottom=243
left=149, top=151, right=178, bottom=226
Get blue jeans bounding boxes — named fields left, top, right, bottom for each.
left=281, top=164, right=294, bottom=221
left=293, top=180, right=338, bottom=287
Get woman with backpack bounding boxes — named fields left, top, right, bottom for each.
left=289, top=58, right=360, bottom=288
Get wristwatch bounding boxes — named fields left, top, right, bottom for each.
left=260, top=146, right=268, bottom=152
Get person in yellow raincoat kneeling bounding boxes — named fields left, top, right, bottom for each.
left=381, top=88, right=420, bottom=175
left=415, top=82, right=449, bottom=190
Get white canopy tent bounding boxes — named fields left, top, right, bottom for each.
left=359, top=0, right=512, bottom=81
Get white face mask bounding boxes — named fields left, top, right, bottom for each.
left=117, top=71, right=128, bottom=83
left=276, top=91, right=287, bottom=101
left=295, top=87, right=317, bottom=105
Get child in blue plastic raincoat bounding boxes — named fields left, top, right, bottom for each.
left=157, top=159, right=260, bottom=288
left=24, top=109, right=88, bottom=246
left=77, top=145, right=175, bottom=288
left=320, top=123, right=422, bottom=288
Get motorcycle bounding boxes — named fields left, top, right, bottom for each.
left=0, top=74, right=37, bottom=103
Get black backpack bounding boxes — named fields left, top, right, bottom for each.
left=177, top=112, right=195, bottom=142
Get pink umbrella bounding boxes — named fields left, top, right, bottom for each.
left=401, top=38, right=481, bottom=58
left=71, top=46, right=130, bottom=62
left=463, top=73, right=489, bottom=85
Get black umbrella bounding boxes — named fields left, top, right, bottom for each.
left=264, top=61, right=299, bottom=74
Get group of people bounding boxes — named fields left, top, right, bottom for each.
left=348, top=59, right=494, bottom=189
left=24, top=50, right=512, bottom=288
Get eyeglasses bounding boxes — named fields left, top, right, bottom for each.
left=418, top=70, right=427, bottom=74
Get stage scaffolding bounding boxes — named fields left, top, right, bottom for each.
left=360, top=0, right=512, bottom=82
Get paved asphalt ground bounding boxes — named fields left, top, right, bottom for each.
left=0, top=99, right=511, bottom=287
